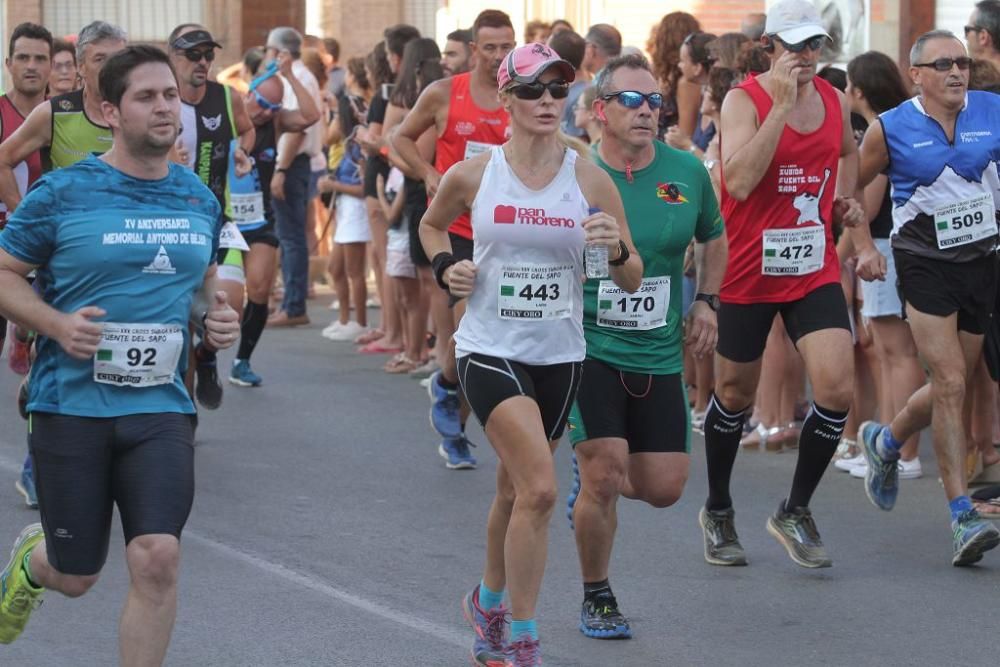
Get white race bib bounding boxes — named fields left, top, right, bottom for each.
left=464, top=141, right=493, bottom=160
left=498, top=264, right=573, bottom=320
left=597, top=276, right=670, bottom=330
left=934, top=192, right=997, bottom=250
left=94, top=323, right=184, bottom=387
left=761, top=226, right=825, bottom=276
left=231, top=191, right=265, bottom=226
left=219, top=222, right=250, bottom=251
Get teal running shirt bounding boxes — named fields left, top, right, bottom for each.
left=0, top=156, right=222, bottom=417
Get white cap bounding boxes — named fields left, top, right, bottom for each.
left=765, top=0, right=830, bottom=44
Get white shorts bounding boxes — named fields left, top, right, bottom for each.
left=386, top=248, right=416, bottom=279
left=333, top=194, right=371, bottom=244
left=860, top=237, right=903, bottom=319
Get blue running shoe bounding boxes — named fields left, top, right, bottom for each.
left=14, top=460, right=37, bottom=510
left=229, top=359, right=262, bottom=387
left=428, top=371, right=461, bottom=438
left=859, top=420, right=899, bottom=511
left=439, top=436, right=477, bottom=470
left=580, top=590, right=632, bottom=639
left=952, top=510, right=1000, bottom=566
left=566, top=452, right=580, bottom=530
left=506, top=634, right=542, bottom=666
left=462, top=586, right=509, bottom=667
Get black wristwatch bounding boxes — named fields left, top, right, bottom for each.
left=608, top=240, right=629, bottom=266
left=694, top=292, right=720, bottom=311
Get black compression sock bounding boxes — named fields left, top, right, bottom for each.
left=584, top=579, right=611, bottom=599
left=787, top=403, right=848, bottom=509
left=704, top=393, right=748, bottom=511
left=438, top=373, right=458, bottom=391
left=237, top=301, right=269, bottom=361
left=195, top=341, right=217, bottom=364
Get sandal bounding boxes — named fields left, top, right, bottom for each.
left=384, top=353, right=418, bottom=374
left=973, top=498, right=1000, bottom=519
left=741, top=423, right=784, bottom=452
left=358, top=341, right=403, bottom=355
left=355, top=328, right=385, bottom=345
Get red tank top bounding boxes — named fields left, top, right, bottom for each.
left=720, top=76, right=841, bottom=304
left=0, top=95, right=43, bottom=227
left=434, top=73, right=509, bottom=239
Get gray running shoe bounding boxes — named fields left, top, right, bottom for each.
left=699, top=506, right=748, bottom=566
left=766, top=501, right=832, bottom=568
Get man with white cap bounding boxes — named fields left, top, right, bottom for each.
left=698, top=0, right=865, bottom=569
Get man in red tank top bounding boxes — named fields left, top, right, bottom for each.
left=394, top=10, right=513, bottom=465
left=0, top=22, right=53, bottom=510
left=698, top=0, right=865, bottom=570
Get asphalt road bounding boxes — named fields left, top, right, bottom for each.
left=0, top=299, right=996, bottom=666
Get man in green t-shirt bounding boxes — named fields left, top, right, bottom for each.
left=565, top=54, right=728, bottom=640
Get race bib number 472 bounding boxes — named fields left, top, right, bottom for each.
left=498, top=264, right=573, bottom=320
left=761, top=226, right=825, bottom=276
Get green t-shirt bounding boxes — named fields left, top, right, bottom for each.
left=584, top=141, right=724, bottom=375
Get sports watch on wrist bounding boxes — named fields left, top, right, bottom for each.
left=694, top=293, right=720, bottom=311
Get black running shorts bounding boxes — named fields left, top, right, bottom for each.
left=894, top=250, right=997, bottom=335
left=29, top=412, right=195, bottom=576
left=457, top=353, right=583, bottom=441
left=717, top=282, right=851, bottom=363
left=567, top=358, right=690, bottom=453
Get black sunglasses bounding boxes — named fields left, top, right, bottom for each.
left=914, top=57, right=973, bottom=72
left=510, top=80, right=570, bottom=100
left=182, top=48, right=216, bottom=63
left=775, top=35, right=825, bottom=53
left=601, top=90, right=664, bottom=110
left=965, top=25, right=985, bottom=35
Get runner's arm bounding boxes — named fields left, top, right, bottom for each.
left=201, top=264, right=240, bottom=350
left=419, top=159, right=484, bottom=296
left=0, top=249, right=64, bottom=339
left=0, top=103, right=52, bottom=211
left=719, top=88, right=788, bottom=201
left=578, top=163, right=643, bottom=293
left=856, top=120, right=890, bottom=190
left=231, top=91, right=256, bottom=154
left=393, top=80, right=446, bottom=192
left=835, top=91, right=859, bottom=200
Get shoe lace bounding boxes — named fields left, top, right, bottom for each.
left=507, top=636, right=541, bottom=665
left=7, top=587, right=42, bottom=615
left=483, top=606, right=510, bottom=649
left=714, top=513, right=739, bottom=544
left=589, top=592, right=623, bottom=621
left=794, top=508, right=822, bottom=544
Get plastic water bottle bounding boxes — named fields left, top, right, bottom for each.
left=584, top=207, right=609, bottom=279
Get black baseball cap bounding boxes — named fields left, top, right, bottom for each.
left=171, top=30, right=222, bottom=50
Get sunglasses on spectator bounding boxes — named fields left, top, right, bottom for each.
left=775, top=36, right=825, bottom=53
left=183, top=49, right=216, bottom=63
left=601, top=91, right=664, bottom=110
left=252, top=90, right=282, bottom=111
left=510, top=80, right=570, bottom=100
left=965, top=25, right=985, bottom=35
left=913, top=57, right=973, bottom=71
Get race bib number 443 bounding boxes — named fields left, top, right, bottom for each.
left=498, top=264, right=573, bottom=320
left=597, top=276, right=669, bottom=330
left=761, top=226, right=825, bottom=276
left=934, top=193, right=997, bottom=250
left=94, top=323, right=184, bottom=387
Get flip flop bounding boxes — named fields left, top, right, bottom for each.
left=358, top=341, right=403, bottom=355
left=384, top=354, right=418, bottom=374
left=355, top=328, right=385, bottom=345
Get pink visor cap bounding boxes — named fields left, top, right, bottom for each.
left=497, top=43, right=576, bottom=90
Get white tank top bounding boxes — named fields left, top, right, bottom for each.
left=454, top=145, right=589, bottom=365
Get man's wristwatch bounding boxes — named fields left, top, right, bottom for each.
left=694, top=292, right=720, bottom=311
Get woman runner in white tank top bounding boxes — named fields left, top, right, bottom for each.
left=419, top=44, right=643, bottom=666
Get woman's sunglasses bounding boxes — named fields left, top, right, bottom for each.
left=510, top=80, right=570, bottom=100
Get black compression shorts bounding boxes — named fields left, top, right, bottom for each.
left=716, top=282, right=851, bottom=363
left=457, top=353, right=582, bottom=441
left=567, top=358, right=690, bottom=453
left=29, top=412, right=195, bottom=576
left=895, top=250, right=997, bottom=335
